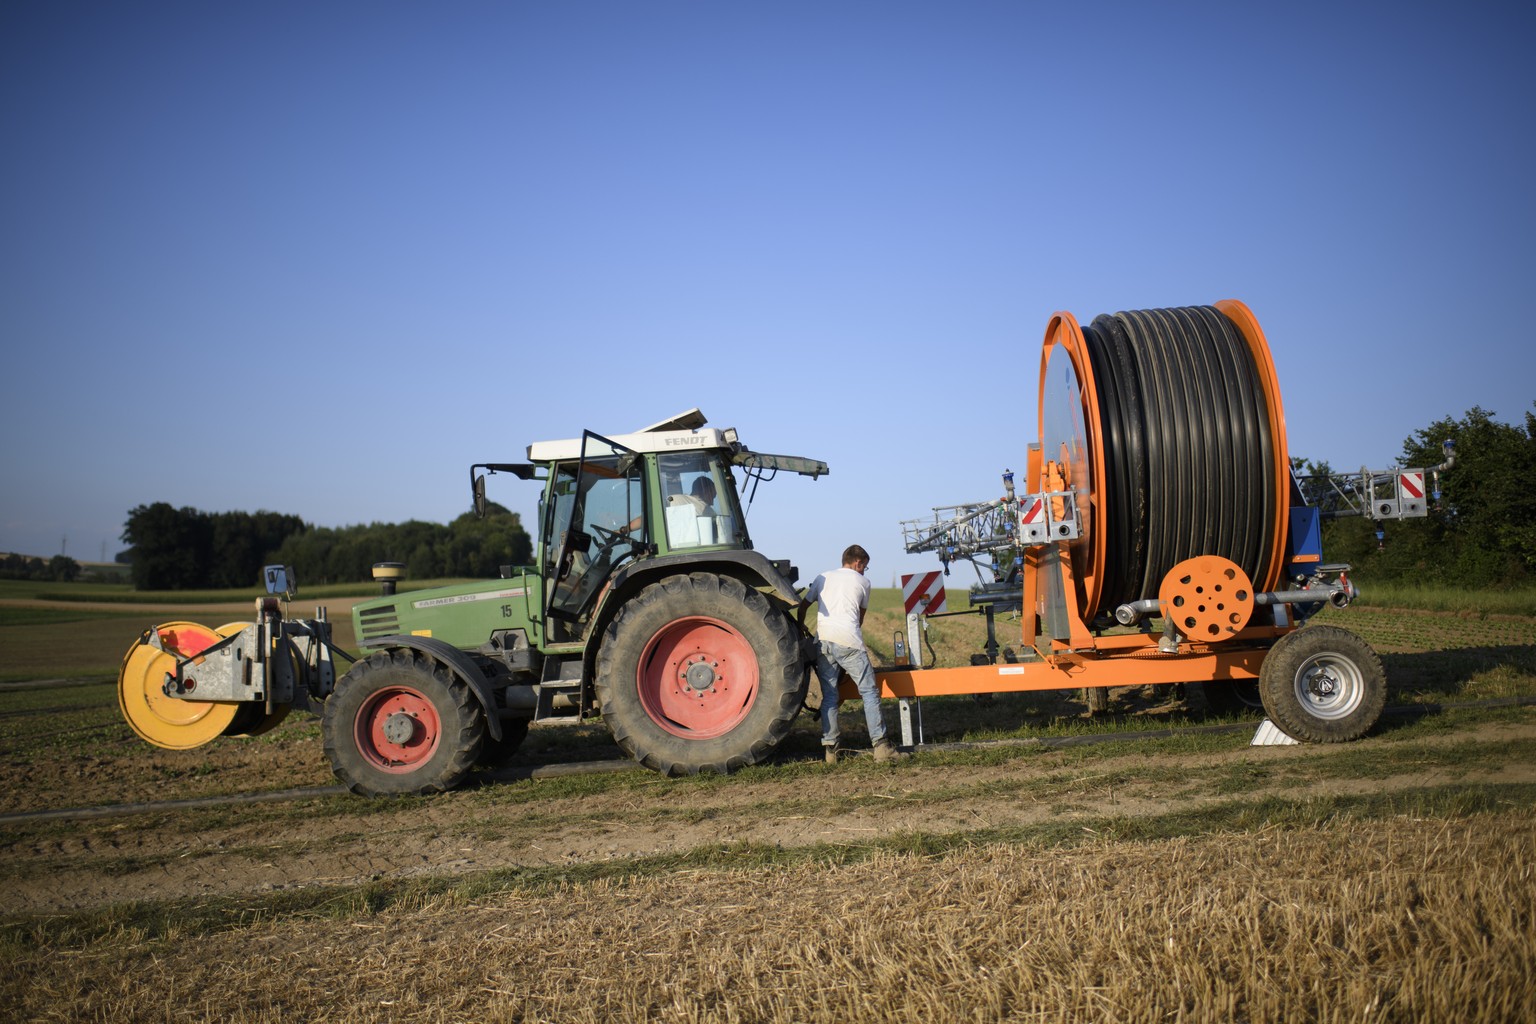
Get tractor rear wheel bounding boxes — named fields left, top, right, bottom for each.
left=596, top=573, right=805, bottom=775
left=323, top=649, right=484, bottom=796
left=1258, top=625, right=1385, bottom=742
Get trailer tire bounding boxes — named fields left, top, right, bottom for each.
left=1258, top=625, right=1385, bottom=742
left=476, top=718, right=531, bottom=767
left=323, top=649, right=484, bottom=796
left=596, top=572, right=805, bottom=775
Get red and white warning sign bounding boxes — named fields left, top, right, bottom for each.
left=1020, top=496, right=1045, bottom=525
left=1399, top=472, right=1424, bottom=499
left=901, top=571, right=947, bottom=616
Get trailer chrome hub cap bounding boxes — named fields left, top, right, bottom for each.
left=1295, top=654, right=1363, bottom=720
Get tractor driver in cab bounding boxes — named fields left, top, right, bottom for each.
left=669, top=475, right=717, bottom=514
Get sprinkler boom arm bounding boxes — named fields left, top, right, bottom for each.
left=1293, top=439, right=1456, bottom=521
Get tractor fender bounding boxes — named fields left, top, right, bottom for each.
left=355, top=634, right=503, bottom=741
left=608, top=549, right=803, bottom=608
left=581, top=550, right=811, bottom=701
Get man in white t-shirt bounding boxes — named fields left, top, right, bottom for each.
left=798, top=544, right=906, bottom=764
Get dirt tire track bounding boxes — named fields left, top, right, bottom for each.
left=6, top=719, right=1533, bottom=916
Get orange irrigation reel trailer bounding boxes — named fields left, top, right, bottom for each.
left=880, top=300, right=1446, bottom=745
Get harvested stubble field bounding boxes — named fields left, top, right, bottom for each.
left=2, top=589, right=1535, bottom=1022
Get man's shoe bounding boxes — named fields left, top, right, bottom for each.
left=872, top=739, right=909, bottom=763
left=824, top=745, right=839, bottom=765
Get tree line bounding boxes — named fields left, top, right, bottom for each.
left=119, top=503, right=532, bottom=591
left=111, top=402, right=1532, bottom=592
left=0, top=552, right=81, bottom=582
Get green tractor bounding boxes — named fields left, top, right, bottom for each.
left=117, top=410, right=830, bottom=796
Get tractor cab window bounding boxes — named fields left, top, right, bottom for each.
left=545, top=433, right=646, bottom=634
left=658, top=451, right=741, bottom=550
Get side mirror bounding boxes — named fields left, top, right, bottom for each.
left=472, top=474, right=487, bottom=518
left=263, top=564, right=297, bottom=598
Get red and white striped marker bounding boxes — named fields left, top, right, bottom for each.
left=901, top=571, right=947, bottom=616
left=1021, top=497, right=1045, bottom=525
left=1399, top=472, right=1424, bottom=499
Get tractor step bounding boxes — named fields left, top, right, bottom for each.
left=532, top=682, right=585, bottom=724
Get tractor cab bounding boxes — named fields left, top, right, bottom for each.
left=474, top=409, right=827, bottom=645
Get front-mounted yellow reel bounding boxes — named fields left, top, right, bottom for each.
left=118, top=621, right=241, bottom=749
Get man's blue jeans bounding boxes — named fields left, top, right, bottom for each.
left=814, top=640, right=888, bottom=747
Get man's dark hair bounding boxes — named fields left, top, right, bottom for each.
left=841, top=544, right=870, bottom=566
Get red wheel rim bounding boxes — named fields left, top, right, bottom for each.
left=354, top=686, right=441, bottom=772
left=637, top=616, right=759, bottom=739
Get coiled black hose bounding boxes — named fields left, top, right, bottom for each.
left=1080, top=305, right=1276, bottom=615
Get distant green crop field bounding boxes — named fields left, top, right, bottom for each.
left=0, top=576, right=473, bottom=605
left=1352, top=580, right=1536, bottom=616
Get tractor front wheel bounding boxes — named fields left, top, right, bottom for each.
left=596, top=573, right=805, bottom=775
left=323, top=649, right=485, bottom=796
left=1258, top=625, right=1385, bottom=742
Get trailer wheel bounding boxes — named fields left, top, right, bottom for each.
left=1258, top=625, right=1385, bottom=742
left=596, top=573, right=805, bottom=775
left=476, top=718, right=531, bottom=767
left=323, top=649, right=484, bottom=796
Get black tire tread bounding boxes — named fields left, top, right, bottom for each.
left=322, top=648, right=484, bottom=796
left=595, top=572, right=803, bottom=776
left=1258, top=625, right=1385, bottom=742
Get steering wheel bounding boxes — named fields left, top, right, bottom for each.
left=590, top=524, right=640, bottom=556
left=590, top=524, right=624, bottom=544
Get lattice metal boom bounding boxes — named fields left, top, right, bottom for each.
left=900, top=498, right=1017, bottom=558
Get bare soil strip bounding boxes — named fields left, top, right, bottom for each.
left=5, top=716, right=1533, bottom=917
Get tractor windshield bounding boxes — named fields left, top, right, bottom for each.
left=657, top=450, right=744, bottom=551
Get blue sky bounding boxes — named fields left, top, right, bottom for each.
left=3, top=1, right=1532, bottom=590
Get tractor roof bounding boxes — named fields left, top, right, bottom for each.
left=527, top=427, right=735, bottom=462
left=526, top=408, right=731, bottom=462
left=522, top=408, right=829, bottom=478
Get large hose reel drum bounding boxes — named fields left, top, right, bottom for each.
left=1038, top=300, right=1289, bottom=629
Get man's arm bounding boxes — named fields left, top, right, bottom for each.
left=797, top=577, right=821, bottom=628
